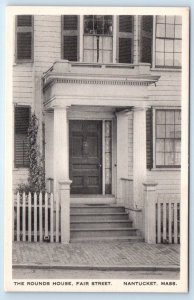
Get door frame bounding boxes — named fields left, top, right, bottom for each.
left=68, top=108, right=116, bottom=196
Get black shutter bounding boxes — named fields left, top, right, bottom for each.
left=17, top=32, right=32, bottom=60
left=118, top=16, right=133, bottom=63
left=141, top=16, right=153, bottom=64
left=15, top=106, right=30, bottom=167
left=119, top=38, right=132, bottom=63
left=146, top=108, right=153, bottom=169
left=16, top=15, right=33, bottom=61
left=62, top=15, right=78, bottom=61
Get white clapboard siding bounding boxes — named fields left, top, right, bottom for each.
left=156, top=194, right=180, bottom=244
left=14, top=192, right=59, bottom=243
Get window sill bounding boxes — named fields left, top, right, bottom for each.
left=151, top=67, right=182, bottom=72
left=149, top=168, right=181, bottom=171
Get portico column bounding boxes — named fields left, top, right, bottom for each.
left=133, top=107, right=147, bottom=213
left=54, top=106, right=71, bottom=243
left=54, top=106, right=69, bottom=186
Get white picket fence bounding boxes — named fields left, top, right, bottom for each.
left=156, top=194, right=180, bottom=244
left=13, top=192, right=61, bottom=242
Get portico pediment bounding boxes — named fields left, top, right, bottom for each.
left=43, top=60, right=160, bottom=109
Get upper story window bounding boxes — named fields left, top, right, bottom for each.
left=83, top=15, right=113, bottom=63
left=62, top=15, right=134, bottom=64
left=16, top=15, right=33, bottom=62
left=155, top=16, right=182, bottom=68
left=155, top=109, right=181, bottom=168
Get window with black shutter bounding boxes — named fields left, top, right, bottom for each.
left=16, top=15, right=33, bottom=61
left=15, top=106, right=30, bottom=167
left=118, top=16, right=133, bottom=63
left=141, top=16, right=153, bottom=64
left=62, top=15, right=78, bottom=61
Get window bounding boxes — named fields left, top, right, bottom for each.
left=62, top=15, right=79, bottom=61
left=83, top=15, right=113, bottom=63
left=155, top=109, right=181, bottom=167
left=118, top=16, right=133, bottom=63
left=141, top=16, right=153, bottom=64
left=15, top=106, right=30, bottom=167
left=16, top=15, right=33, bottom=61
left=155, top=15, right=182, bottom=68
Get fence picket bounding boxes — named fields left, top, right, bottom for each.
left=22, top=192, right=26, bottom=242
left=174, top=202, right=178, bottom=243
left=16, top=192, right=20, bottom=241
left=45, top=193, right=48, bottom=238
left=157, top=202, right=161, bottom=243
left=56, top=193, right=59, bottom=242
left=28, top=193, right=32, bottom=242
left=168, top=202, right=172, bottom=243
left=163, top=200, right=167, bottom=242
left=39, top=192, right=43, bottom=242
left=34, top=193, right=37, bottom=242
left=50, top=193, right=54, bottom=242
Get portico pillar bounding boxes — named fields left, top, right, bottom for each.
left=133, top=107, right=147, bottom=213
left=54, top=106, right=71, bottom=243
left=54, top=106, right=70, bottom=188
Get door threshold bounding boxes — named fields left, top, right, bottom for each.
left=70, top=195, right=116, bottom=204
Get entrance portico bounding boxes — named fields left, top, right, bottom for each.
left=43, top=60, right=159, bottom=209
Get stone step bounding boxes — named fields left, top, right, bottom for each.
left=70, top=228, right=138, bottom=238
left=70, top=236, right=143, bottom=243
left=70, top=212, right=129, bottom=222
left=70, top=220, right=133, bottom=229
left=70, top=205, right=125, bottom=214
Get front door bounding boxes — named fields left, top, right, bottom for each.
left=69, top=120, right=102, bottom=194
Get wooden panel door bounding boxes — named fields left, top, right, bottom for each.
left=69, top=120, right=102, bottom=194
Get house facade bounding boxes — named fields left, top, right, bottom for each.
left=13, top=14, right=182, bottom=242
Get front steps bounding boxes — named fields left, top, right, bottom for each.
left=70, top=204, right=142, bottom=242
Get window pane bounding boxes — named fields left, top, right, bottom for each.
left=95, top=15, right=103, bottom=34
left=156, top=110, right=165, bottom=124
left=156, top=24, right=165, bottom=37
left=102, top=36, right=112, bottom=50
left=63, top=36, right=77, bottom=61
left=156, top=139, right=164, bottom=152
left=166, top=110, right=174, bottom=124
left=84, top=35, right=94, bottom=49
left=102, top=50, right=112, bottom=63
left=165, top=153, right=174, bottom=165
left=174, top=39, right=182, bottom=52
left=156, top=153, right=165, bottom=165
left=166, top=16, right=175, bottom=24
left=165, top=139, right=174, bottom=152
left=175, top=125, right=181, bottom=138
left=174, top=53, right=181, bottom=67
left=156, top=16, right=165, bottom=23
left=174, top=153, right=181, bottom=165
left=156, top=125, right=165, bottom=138
left=165, top=39, right=173, bottom=52
left=166, top=24, right=174, bottom=38
left=165, top=52, right=174, bottom=66
left=175, top=139, right=181, bottom=152
left=84, top=15, right=94, bottom=33
left=166, top=125, right=175, bottom=138
left=175, top=25, right=182, bottom=38
left=156, top=52, right=164, bottom=66
left=175, top=16, right=182, bottom=25
left=104, top=16, right=113, bottom=35
left=156, top=38, right=164, bottom=52
left=175, top=111, right=181, bottom=124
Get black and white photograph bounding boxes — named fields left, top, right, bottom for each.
left=4, top=6, right=189, bottom=292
